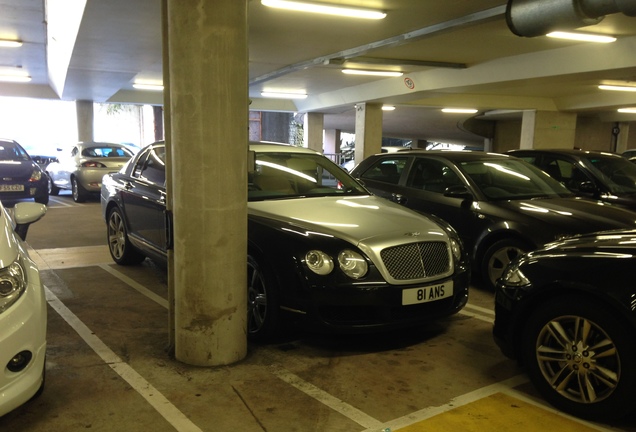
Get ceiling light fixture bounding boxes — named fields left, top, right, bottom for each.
left=546, top=31, right=616, bottom=43
left=618, top=108, right=636, bottom=113
left=133, top=82, right=164, bottom=91
left=442, top=108, right=478, bottom=114
left=342, top=69, right=403, bottom=77
left=0, top=71, right=31, bottom=83
left=382, top=105, right=396, bottom=111
left=0, top=39, right=23, bottom=48
left=261, top=91, right=308, bottom=99
left=261, top=0, right=386, bottom=19
left=599, top=84, right=636, bottom=92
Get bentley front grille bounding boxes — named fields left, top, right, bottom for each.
left=380, top=241, right=450, bottom=280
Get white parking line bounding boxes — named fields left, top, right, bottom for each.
left=459, top=303, right=494, bottom=323
left=270, top=365, right=384, bottom=430
left=98, top=264, right=169, bottom=308
left=44, top=286, right=202, bottom=432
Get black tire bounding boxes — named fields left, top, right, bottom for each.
left=71, top=176, right=87, bottom=203
left=47, top=175, right=59, bottom=196
left=481, top=238, right=530, bottom=290
left=34, top=192, right=49, bottom=205
left=522, top=297, right=636, bottom=420
left=107, top=207, right=145, bottom=265
left=247, top=255, right=281, bottom=342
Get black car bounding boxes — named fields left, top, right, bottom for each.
left=351, top=150, right=636, bottom=290
left=101, top=141, right=470, bottom=341
left=509, top=149, right=636, bottom=210
left=493, top=229, right=636, bottom=420
left=0, top=139, right=49, bottom=205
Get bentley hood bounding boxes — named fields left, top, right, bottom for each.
left=248, top=195, right=448, bottom=247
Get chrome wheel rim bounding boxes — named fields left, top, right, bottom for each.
left=535, top=315, right=620, bottom=404
left=247, top=261, right=267, bottom=335
left=108, top=211, right=126, bottom=260
left=488, top=245, right=524, bottom=286
left=72, top=178, right=79, bottom=201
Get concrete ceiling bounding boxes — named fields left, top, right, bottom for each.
left=1, top=0, right=635, bottom=147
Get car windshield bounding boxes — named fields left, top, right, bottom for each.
left=249, top=152, right=368, bottom=200
left=0, top=141, right=30, bottom=161
left=580, top=155, right=636, bottom=195
left=82, top=146, right=134, bottom=158
left=458, top=158, right=574, bottom=200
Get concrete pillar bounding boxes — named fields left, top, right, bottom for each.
left=616, top=122, right=631, bottom=154
left=520, top=109, right=577, bottom=149
left=75, top=100, right=94, bottom=142
left=354, top=103, right=382, bottom=164
left=167, top=0, right=248, bottom=366
left=304, top=112, right=324, bottom=152
left=323, top=129, right=340, bottom=154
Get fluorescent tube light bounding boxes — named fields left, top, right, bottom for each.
left=0, top=39, right=23, bottom=48
left=133, top=83, right=164, bottom=91
left=342, top=69, right=403, bottom=77
left=382, top=105, right=396, bottom=111
left=0, top=73, right=31, bottom=83
left=261, top=0, right=386, bottom=19
left=546, top=32, right=616, bottom=43
left=599, top=85, right=636, bottom=92
left=442, top=108, right=478, bottom=114
left=618, top=108, right=636, bottom=113
left=261, top=91, right=307, bottom=99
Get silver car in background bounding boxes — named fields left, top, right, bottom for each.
left=47, top=142, right=134, bottom=202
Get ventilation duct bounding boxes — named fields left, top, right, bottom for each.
left=506, top=0, right=636, bottom=37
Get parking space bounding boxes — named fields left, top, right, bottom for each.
left=1, top=196, right=634, bottom=431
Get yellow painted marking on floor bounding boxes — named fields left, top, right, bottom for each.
left=395, top=392, right=599, bottom=432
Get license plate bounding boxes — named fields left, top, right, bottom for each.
left=402, top=282, right=453, bottom=305
left=0, top=184, right=24, bottom=192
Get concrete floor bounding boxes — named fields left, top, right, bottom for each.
left=1, top=192, right=635, bottom=431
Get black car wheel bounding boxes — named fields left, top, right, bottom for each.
left=482, top=238, right=529, bottom=290
left=34, top=192, right=49, bottom=205
left=107, top=207, right=145, bottom=265
left=247, top=255, right=280, bottom=342
left=47, top=175, right=59, bottom=196
left=522, top=297, right=636, bottom=420
left=71, top=177, right=88, bottom=203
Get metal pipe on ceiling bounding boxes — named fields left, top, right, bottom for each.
left=506, top=0, right=636, bottom=37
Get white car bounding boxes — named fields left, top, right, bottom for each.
left=0, top=201, right=47, bottom=417
left=47, top=142, right=134, bottom=202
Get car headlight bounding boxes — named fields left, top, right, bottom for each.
left=30, top=170, right=43, bottom=182
left=449, top=238, right=462, bottom=261
left=0, top=260, right=27, bottom=313
left=501, top=262, right=530, bottom=287
left=305, top=250, right=334, bottom=275
left=338, top=249, right=368, bottom=279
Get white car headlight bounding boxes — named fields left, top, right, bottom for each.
left=305, top=250, right=334, bottom=275
left=449, top=238, right=462, bottom=261
left=0, top=260, right=27, bottom=313
left=338, top=249, right=368, bottom=279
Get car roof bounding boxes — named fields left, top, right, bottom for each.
left=248, top=141, right=320, bottom=155
left=372, top=149, right=515, bottom=162
left=508, top=149, right=622, bottom=159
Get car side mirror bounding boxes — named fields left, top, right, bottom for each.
left=578, top=181, right=597, bottom=194
left=13, top=202, right=47, bottom=241
left=444, top=185, right=473, bottom=200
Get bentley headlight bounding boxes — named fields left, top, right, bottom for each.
left=338, top=250, right=368, bottom=279
left=449, top=238, right=462, bottom=261
left=0, top=260, right=27, bottom=313
left=305, top=250, right=334, bottom=275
